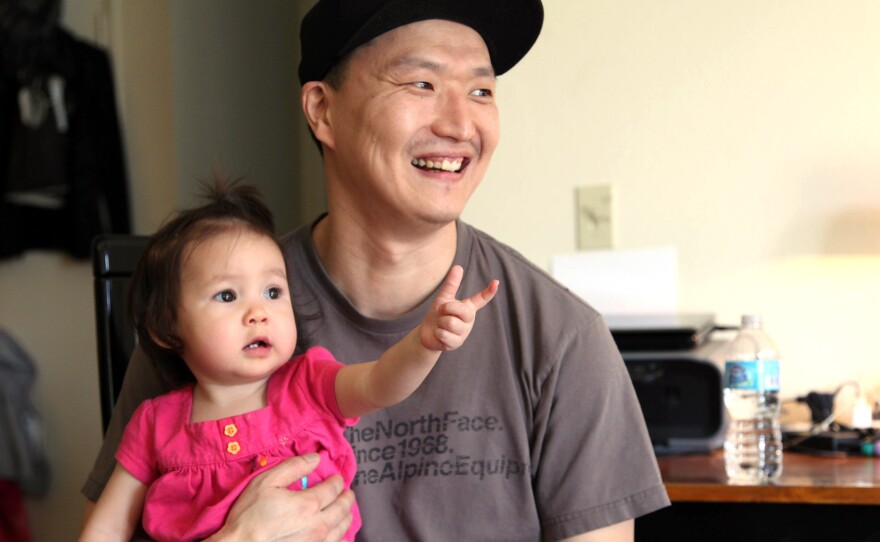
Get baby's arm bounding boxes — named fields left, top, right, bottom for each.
left=335, top=265, right=498, bottom=419
left=78, top=463, right=147, bottom=542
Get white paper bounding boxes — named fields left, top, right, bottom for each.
left=551, top=246, right=678, bottom=314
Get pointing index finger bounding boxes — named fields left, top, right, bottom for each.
left=466, top=280, right=499, bottom=311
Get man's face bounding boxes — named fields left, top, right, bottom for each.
left=321, top=19, right=500, bottom=232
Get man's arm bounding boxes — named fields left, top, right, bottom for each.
left=530, top=310, right=669, bottom=537
left=562, top=520, right=634, bottom=542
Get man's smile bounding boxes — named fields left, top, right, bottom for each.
left=411, top=157, right=465, bottom=172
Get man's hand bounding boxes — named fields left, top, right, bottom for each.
left=209, top=454, right=354, bottom=542
left=420, top=265, right=498, bottom=351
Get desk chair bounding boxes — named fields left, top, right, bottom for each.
left=92, top=234, right=149, bottom=433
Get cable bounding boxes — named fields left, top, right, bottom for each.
left=783, top=380, right=871, bottom=453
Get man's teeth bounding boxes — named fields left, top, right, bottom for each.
left=411, top=158, right=462, bottom=172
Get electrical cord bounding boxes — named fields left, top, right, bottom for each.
left=783, top=380, right=877, bottom=455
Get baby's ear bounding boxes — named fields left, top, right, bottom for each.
left=149, top=330, right=173, bottom=350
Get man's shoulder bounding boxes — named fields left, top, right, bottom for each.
left=460, top=222, right=600, bottom=318
left=460, top=221, right=542, bottom=275
left=280, top=220, right=312, bottom=252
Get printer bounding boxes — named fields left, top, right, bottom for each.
left=606, top=314, right=728, bottom=455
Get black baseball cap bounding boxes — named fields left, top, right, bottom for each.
left=298, top=0, right=544, bottom=85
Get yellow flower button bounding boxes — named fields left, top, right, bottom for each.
left=227, top=441, right=241, bottom=455
left=223, top=424, right=238, bottom=437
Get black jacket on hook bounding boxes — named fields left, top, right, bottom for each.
left=0, top=27, right=130, bottom=260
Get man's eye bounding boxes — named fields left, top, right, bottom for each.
left=413, top=81, right=433, bottom=90
left=214, top=291, right=236, bottom=302
left=471, top=88, right=493, bottom=97
left=265, top=287, right=282, bottom=300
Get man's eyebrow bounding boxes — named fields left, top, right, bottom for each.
left=472, top=64, right=496, bottom=78
left=389, top=55, right=495, bottom=78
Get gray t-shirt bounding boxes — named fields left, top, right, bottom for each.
left=83, top=218, right=669, bottom=541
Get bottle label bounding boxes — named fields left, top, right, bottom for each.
left=724, top=359, right=780, bottom=392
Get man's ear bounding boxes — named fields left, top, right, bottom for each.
left=301, top=81, right=335, bottom=150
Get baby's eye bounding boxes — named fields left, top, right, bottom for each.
left=214, top=290, right=236, bottom=302
left=265, top=287, right=283, bottom=300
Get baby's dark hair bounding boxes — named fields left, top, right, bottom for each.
left=128, top=176, right=277, bottom=387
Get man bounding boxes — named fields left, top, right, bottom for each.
left=82, top=1, right=670, bottom=540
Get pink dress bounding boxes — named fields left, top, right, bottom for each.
left=116, top=346, right=361, bottom=542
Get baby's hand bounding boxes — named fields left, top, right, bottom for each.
left=420, top=265, right=498, bottom=352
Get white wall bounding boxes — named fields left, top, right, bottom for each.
left=464, top=0, right=880, bottom=403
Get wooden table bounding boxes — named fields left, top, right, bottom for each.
left=636, top=451, right=880, bottom=541
left=658, top=450, right=880, bottom=504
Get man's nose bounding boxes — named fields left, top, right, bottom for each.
left=432, top=92, right=476, bottom=141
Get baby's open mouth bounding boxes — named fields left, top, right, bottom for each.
left=245, top=339, right=270, bottom=350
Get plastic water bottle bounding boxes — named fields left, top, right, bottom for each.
left=723, top=314, right=783, bottom=483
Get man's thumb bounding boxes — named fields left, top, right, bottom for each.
left=263, top=453, right=321, bottom=488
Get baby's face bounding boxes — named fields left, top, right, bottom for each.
left=174, top=228, right=296, bottom=386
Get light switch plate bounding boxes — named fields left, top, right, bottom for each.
left=577, top=184, right=614, bottom=250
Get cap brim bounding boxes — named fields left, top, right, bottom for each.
left=318, top=0, right=543, bottom=81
